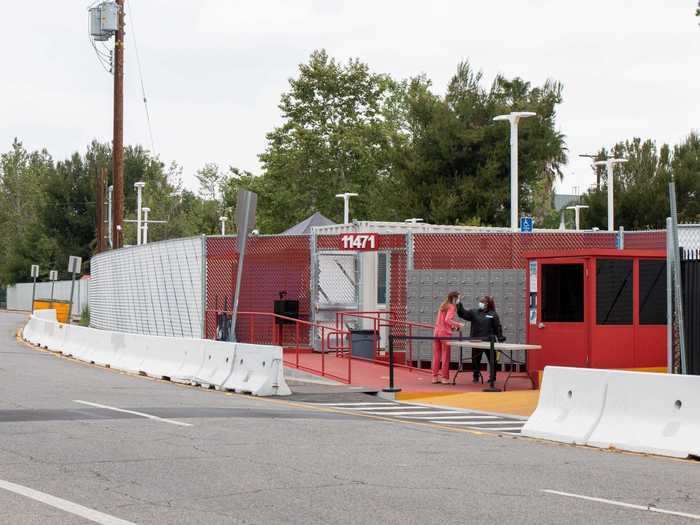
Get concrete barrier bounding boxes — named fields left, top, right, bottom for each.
left=222, top=343, right=291, bottom=396
left=521, top=366, right=609, bottom=444
left=587, top=371, right=700, bottom=458
left=34, top=309, right=57, bottom=322
left=140, top=335, right=186, bottom=380
left=21, top=315, right=290, bottom=397
left=171, top=339, right=206, bottom=384
left=194, top=340, right=237, bottom=388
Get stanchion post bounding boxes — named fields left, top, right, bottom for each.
left=383, top=334, right=401, bottom=393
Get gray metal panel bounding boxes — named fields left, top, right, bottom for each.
left=407, top=268, right=526, bottom=370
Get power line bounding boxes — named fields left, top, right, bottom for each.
left=125, top=1, right=156, bottom=154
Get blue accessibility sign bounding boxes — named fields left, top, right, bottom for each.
left=520, top=216, right=534, bottom=233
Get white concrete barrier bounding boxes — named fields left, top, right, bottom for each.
left=171, top=339, right=206, bottom=384
left=194, top=340, right=237, bottom=388
left=521, top=366, right=609, bottom=444
left=34, top=309, right=57, bottom=322
left=21, top=315, right=290, bottom=397
left=587, top=371, right=700, bottom=458
left=222, top=343, right=291, bottom=396
left=140, top=335, right=186, bottom=380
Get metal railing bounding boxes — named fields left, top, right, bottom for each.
left=205, top=309, right=351, bottom=384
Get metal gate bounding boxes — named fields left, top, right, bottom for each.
left=312, top=251, right=359, bottom=350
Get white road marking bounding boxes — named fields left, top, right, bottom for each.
left=0, top=479, right=135, bottom=525
left=403, top=415, right=498, bottom=420
left=312, top=402, right=397, bottom=407
left=475, top=426, right=524, bottom=432
left=431, top=420, right=524, bottom=426
left=542, top=490, right=700, bottom=521
left=372, top=410, right=460, bottom=416
left=73, top=400, right=192, bottom=427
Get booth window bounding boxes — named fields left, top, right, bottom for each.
left=542, top=264, right=584, bottom=322
left=377, top=253, right=388, bottom=305
left=639, top=259, right=666, bottom=324
left=596, top=259, right=633, bottom=325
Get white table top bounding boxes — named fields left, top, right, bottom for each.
left=447, top=340, right=542, bottom=351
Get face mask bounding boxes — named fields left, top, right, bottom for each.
left=478, top=302, right=486, bottom=310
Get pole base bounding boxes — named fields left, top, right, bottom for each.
left=482, top=385, right=501, bottom=393
left=382, top=388, right=402, bottom=393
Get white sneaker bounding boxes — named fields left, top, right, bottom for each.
left=440, top=378, right=451, bottom=384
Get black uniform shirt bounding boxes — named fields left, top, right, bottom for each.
left=456, top=302, right=505, bottom=342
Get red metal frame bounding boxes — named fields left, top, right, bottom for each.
left=206, top=309, right=352, bottom=384
left=335, top=310, right=446, bottom=373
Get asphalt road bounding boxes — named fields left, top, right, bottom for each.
left=1, top=310, right=699, bottom=524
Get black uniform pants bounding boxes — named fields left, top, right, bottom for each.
left=472, top=347, right=496, bottom=382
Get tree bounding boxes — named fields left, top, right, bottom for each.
left=385, top=62, right=567, bottom=226
left=257, top=50, right=400, bottom=232
left=580, top=138, right=674, bottom=230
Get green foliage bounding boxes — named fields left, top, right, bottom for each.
left=579, top=135, right=700, bottom=230
left=254, top=53, right=567, bottom=231
left=80, top=305, right=90, bottom=327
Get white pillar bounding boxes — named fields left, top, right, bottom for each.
left=493, top=112, right=536, bottom=231
left=219, top=216, right=228, bottom=235
left=594, top=159, right=626, bottom=232
left=134, top=181, right=145, bottom=245
left=142, top=207, right=150, bottom=244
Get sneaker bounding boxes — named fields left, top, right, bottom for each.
left=431, top=377, right=440, bottom=384
left=440, top=378, right=451, bottom=384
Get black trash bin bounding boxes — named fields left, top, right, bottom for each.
left=350, top=329, right=378, bottom=360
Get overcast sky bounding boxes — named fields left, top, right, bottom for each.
left=1, top=1, right=698, bottom=196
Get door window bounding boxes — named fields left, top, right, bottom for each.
left=377, top=253, right=388, bottom=305
left=596, top=259, right=633, bottom=325
left=639, top=259, right=666, bottom=325
left=542, top=264, right=584, bottom=322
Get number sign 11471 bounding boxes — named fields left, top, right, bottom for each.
left=340, top=233, right=378, bottom=251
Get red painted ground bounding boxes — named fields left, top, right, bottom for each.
left=283, top=350, right=534, bottom=393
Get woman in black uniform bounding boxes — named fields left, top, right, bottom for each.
left=456, top=295, right=506, bottom=382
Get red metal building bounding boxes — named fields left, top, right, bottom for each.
left=526, top=249, right=667, bottom=385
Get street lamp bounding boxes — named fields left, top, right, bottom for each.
left=219, top=216, right=228, bottom=235
left=565, top=205, right=590, bottom=231
left=493, top=111, right=536, bottom=231
left=593, top=158, right=627, bottom=231
left=134, top=181, right=146, bottom=245
left=335, top=193, right=358, bottom=224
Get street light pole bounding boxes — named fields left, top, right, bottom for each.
left=566, top=205, right=590, bottom=231
left=107, top=185, right=113, bottom=248
left=142, top=207, right=150, bottom=244
left=493, top=112, right=536, bottom=231
left=594, top=158, right=627, bottom=231
left=335, top=193, right=359, bottom=224
left=134, top=181, right=145, bottom=245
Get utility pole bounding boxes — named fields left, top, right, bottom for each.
left=112, top=0, right=125, bottom=249
left=96, top=167, right=106, bottom=252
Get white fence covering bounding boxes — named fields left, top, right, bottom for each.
left=89, top=236, right=205, bottom=338
left=6, top=280, right=89, bottom=318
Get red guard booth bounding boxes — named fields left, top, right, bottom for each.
left=525, top=249, right=667, bottom=386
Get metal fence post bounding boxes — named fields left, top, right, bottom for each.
left=669, top=182, right=687, bottom=374
left=666, top=217, right=673, bottom=372
left=201, top=234, right=207, bottom=339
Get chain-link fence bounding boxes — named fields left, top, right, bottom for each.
left=89, top=236, right=205, bottom=338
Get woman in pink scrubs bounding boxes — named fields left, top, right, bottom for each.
left=432, top=291, right=464, bottom=384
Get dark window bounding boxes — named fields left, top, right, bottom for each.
left=596, top=259, right=633, bottom=325
left=377, top=253, right=387, bottom=305
left=542, top=264, right=584, bottom=322
left=639, top=259, right=666, bottom=325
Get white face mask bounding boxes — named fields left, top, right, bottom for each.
left=478, top=302, right=486, bottom=310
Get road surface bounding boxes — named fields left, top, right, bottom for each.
left=0, top=311, right=698, bottom=524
